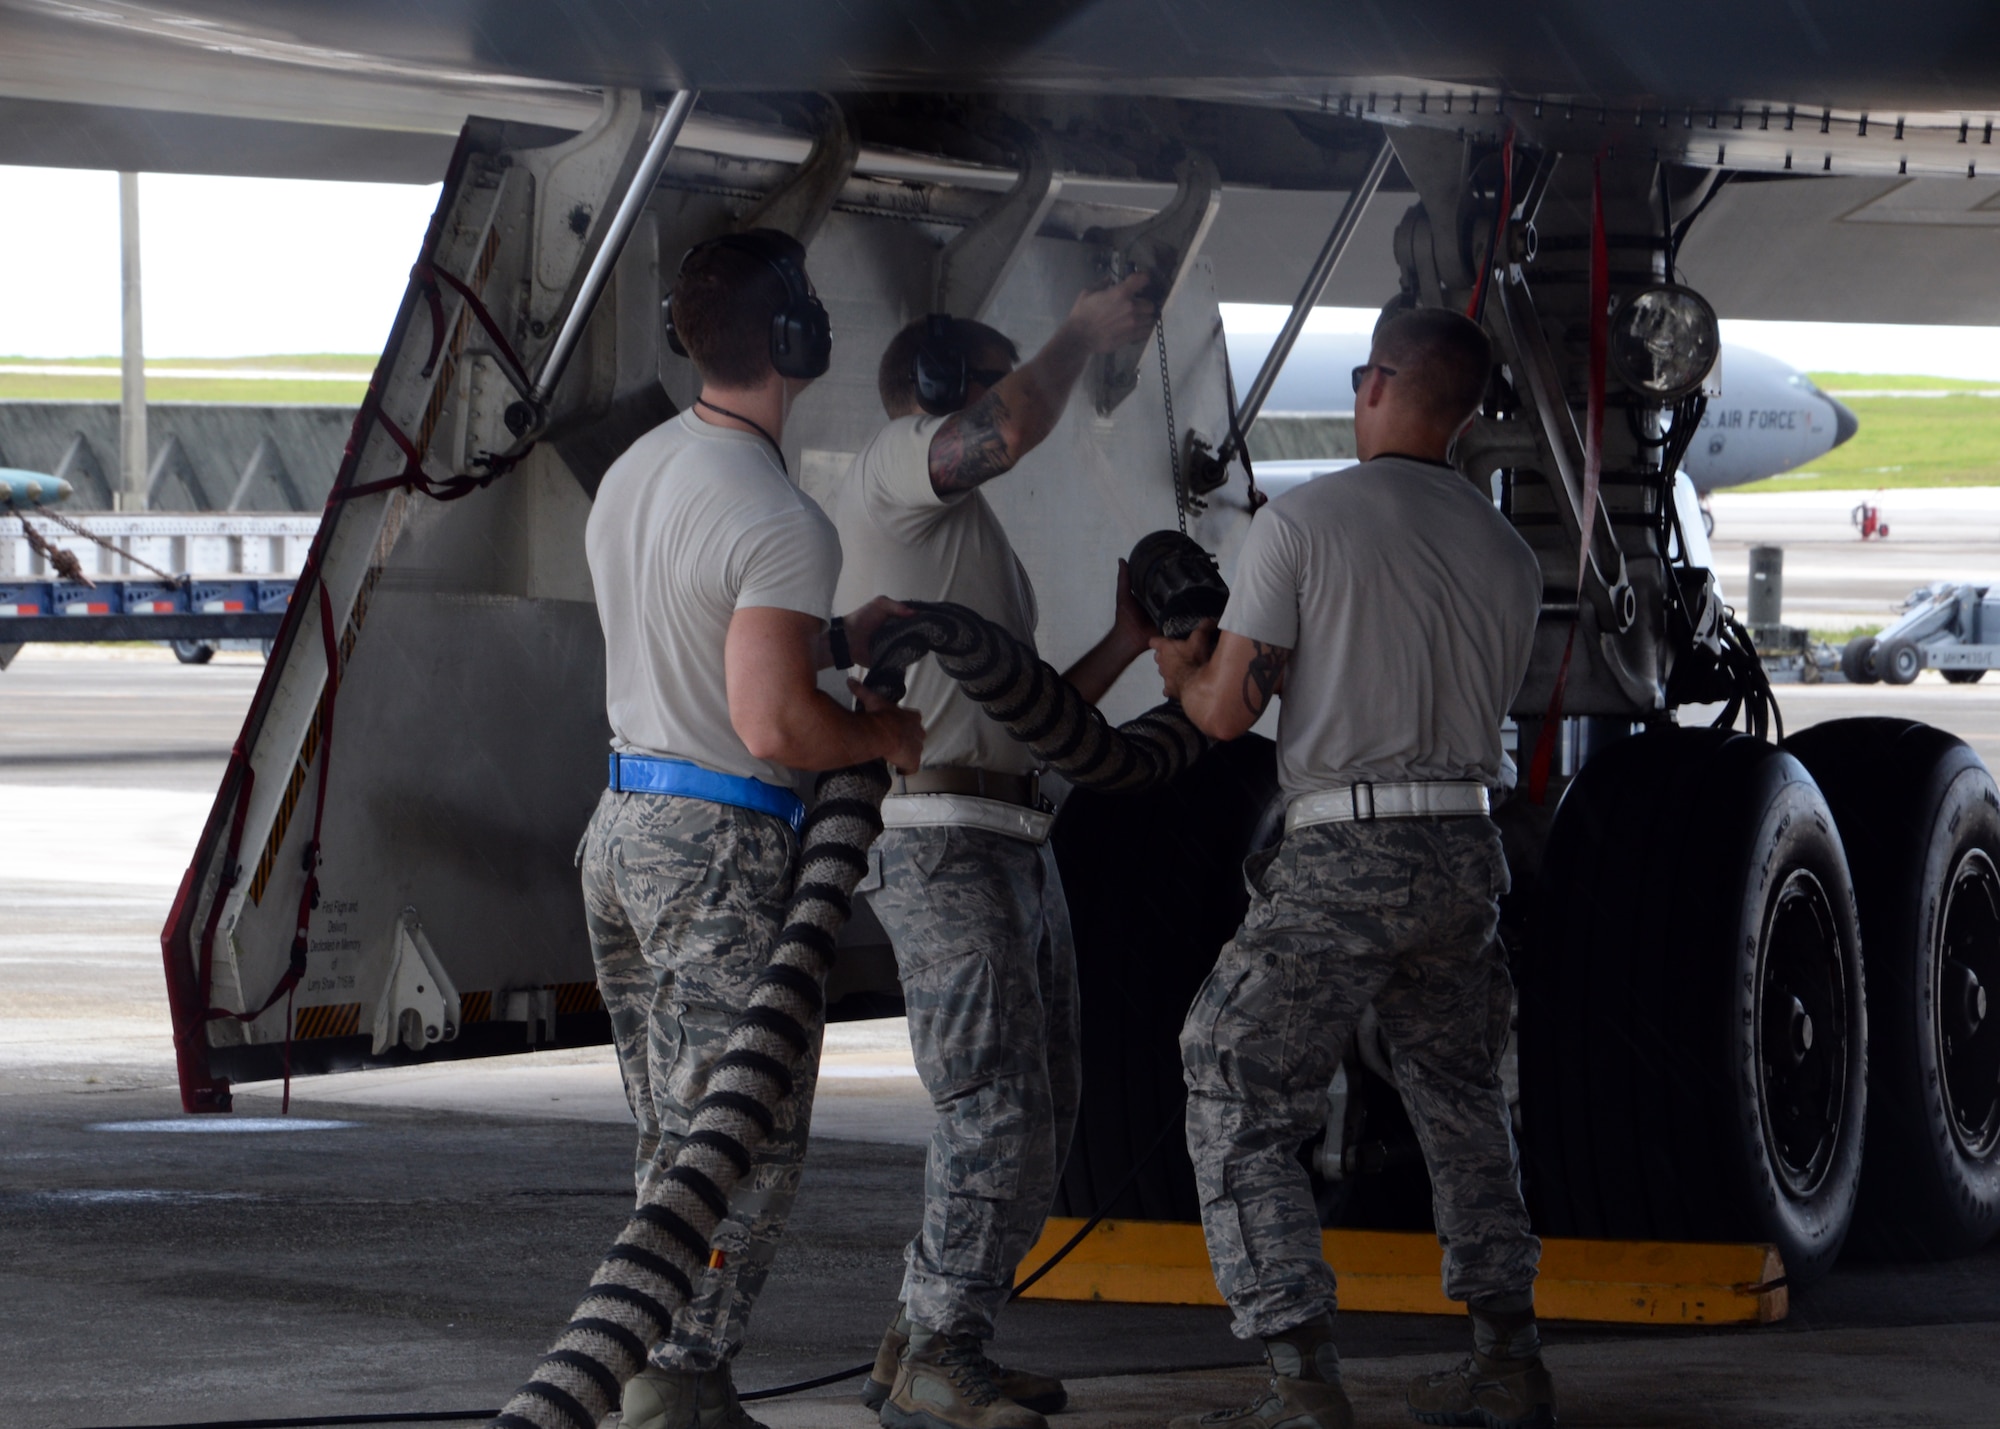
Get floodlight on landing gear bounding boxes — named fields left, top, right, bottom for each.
left=1609, top=283, right=1720, bottom=402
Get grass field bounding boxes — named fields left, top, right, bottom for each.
left=0, top=354, right=370, bottom=405
left=1733, top=372, right=2000, bottom=492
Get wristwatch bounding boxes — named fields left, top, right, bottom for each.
left=828, top=615, right=853, bottom=670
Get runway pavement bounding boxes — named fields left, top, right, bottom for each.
left=6, top=493, right=2000, bottom=1428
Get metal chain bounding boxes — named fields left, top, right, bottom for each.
left=23, top=503, right=184, bottom=585
left=1156, top=321, right=1187, bottom=535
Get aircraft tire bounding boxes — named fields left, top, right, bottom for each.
left=1879, top=638, right=1923, bottom=685
left=1943, top=669, right=1986, bottom=685
left=1521, top=727, right=1865, bottom=1286
left=1840, top=636, right=1879, bottom=685
left=170, top=639, right=216, bottom=664
left=1785, top=718, right=2000, bottom=1258
left=1048, top=735, right=1284, bottom=1223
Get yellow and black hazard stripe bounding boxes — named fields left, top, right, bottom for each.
left=550, top=981, right=604, bottom=1015
left=291, top=1003, right=362, bottom=1040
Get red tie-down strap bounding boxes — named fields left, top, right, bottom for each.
left=203, top=575, right=343, bottom=1112
left=336, top=254, right=540, bottom=506
left=1527, top=150, right=1610, bottom=805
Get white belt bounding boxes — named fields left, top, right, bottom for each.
left=880, top=791, right=1055, bottom=845
left=1285, top=780, right=1490, bottom=835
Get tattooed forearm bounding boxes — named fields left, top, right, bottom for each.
left=1241, top=640, right=1289, bottom=718
left=928, top=389, right=1016, bottom=495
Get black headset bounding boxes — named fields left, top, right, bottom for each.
left=662, top=229, right=832, bottom=381
left=914, top=312, right=968, bottom=416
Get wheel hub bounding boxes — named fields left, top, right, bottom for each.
left=1757, top=871, right=1850, bottom=1198
left=1938, top=851, right=2000, bottom=1159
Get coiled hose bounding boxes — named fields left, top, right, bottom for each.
left=489, top=601, right=1210, bottom=1429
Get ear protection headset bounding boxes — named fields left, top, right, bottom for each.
left=663, top=229, right=832, bottom=381
left=914, top=312, right=968, bottom=416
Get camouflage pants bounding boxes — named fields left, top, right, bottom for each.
left=1181, top=816, right=1539, bottom=1341
left=862, top=824, right=1081, bottom=1340
left=579, top=787, right=816, bottom=1373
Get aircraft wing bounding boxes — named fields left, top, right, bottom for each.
left=5, top=1, right=2000, bottom=320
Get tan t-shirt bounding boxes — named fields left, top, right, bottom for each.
left=1220, top=456, right=1541, bottom=802
left=586, top=410, right=841, bottom=791
left=824, top=414, right=1040, bottom=776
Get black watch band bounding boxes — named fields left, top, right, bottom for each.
left=828, top=615, right=853, bottom=670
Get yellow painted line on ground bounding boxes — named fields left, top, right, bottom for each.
left=1015, top=1217, right=1786, bottom=1326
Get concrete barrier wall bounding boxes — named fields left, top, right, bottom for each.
left=0, top=401, right=357, bottom=511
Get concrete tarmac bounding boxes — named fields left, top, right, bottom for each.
left=7, top=493, right=2000, bottom=1429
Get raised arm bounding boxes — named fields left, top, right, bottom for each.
left=1152, top=624, right=1290, bottom=743
left=727, top=607, right=924, bottom=772
left=927, top=273, right=1157, bottom=497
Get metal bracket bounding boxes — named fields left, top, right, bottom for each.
left=1387, top=127, right=1477, bottom=299
left=934, top=119, right=1062, bottom=318
left=737, top=94, right=859, bottom=246
left=1089, top=150, right=1222, bottom=415
left=370, top=907, right=462, bottom=1056
left=518, top=88, right=654, bottom=349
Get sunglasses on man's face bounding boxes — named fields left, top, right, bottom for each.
left=1350, top=362, right=1399, bottom=394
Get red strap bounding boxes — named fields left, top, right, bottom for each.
left=201, top=576, right=342, bottom=1113
left=419, top=258, right=533, bottom=396
left=1528, top=152, right=1609, bottom=805
left=1466, top=127, right=1516, bottom=324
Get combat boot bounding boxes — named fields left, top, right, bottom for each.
left=621, top=1362, right=771, bottom=1429
left=1406, top=1303, right=1555, bottom=1429
left=879, top=1325, right=1049, bottom=1429
left=862, top=1308, right=1068, bottom=1415
left=1166, top=1313, right=1354, bottom=1429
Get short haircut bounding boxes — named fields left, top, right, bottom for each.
left=877, top=316, right=1021, bottom=416
left=670, top=234, right=801, bottom=387
left=1370, top=307, right=1492, bottom=430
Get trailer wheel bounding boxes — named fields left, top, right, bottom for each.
left=1840, top=636, right=1879, bottom=685
left=1879, top=638, right=1923, bottom=685
left=1785, top=719, right=2000, bottom=1257
left=170, top=640, right=216, bottom=665
left=1943, top=669, right=1986, bottom=685
left=1050, top=735, right=1284, bottom=1221
left=1522, top=727, right=1865, bottom=1286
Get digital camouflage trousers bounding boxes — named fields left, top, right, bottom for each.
left=862, top=823, right=1081, bottom=1341
left=1181, top=815, right=1539, bottom=1341
left=579, top=787, right=813, bottom=1372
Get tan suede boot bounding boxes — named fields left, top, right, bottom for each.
left=862, top=1309, right=1067, bottom=1415
left=1166, top=1314, right=1355, bottom=1429
left=1406, top=1305, right=1556, bottom=1429
left=621, top=1363, right=771, bottom=1429
left=878, top=1326, right=1049, bottom=1429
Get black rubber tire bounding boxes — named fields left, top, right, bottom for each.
left=1841, top=636, right=1880, bottom=685
left=1879, top=639, right=1924, bottom=686
left=1521, top=727, right=1867, bottom=1287
left=1050, top=736, right=1283, bottom=1222
left=1785, top=718, right=2000, bottom=1257
left=1943, top=669, right=1987, bottom=685
left=170, top=640, right=216, bottom=665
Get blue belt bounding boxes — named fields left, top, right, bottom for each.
left=608, top=753, right=806, bottom=835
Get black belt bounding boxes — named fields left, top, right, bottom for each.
left=890, top=768, right=1042, bottom=808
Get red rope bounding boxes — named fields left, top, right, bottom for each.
left=1528, top=152, right=1609, bottom=804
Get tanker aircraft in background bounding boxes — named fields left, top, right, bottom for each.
left=1229, top=329, right=1858, bottom=518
